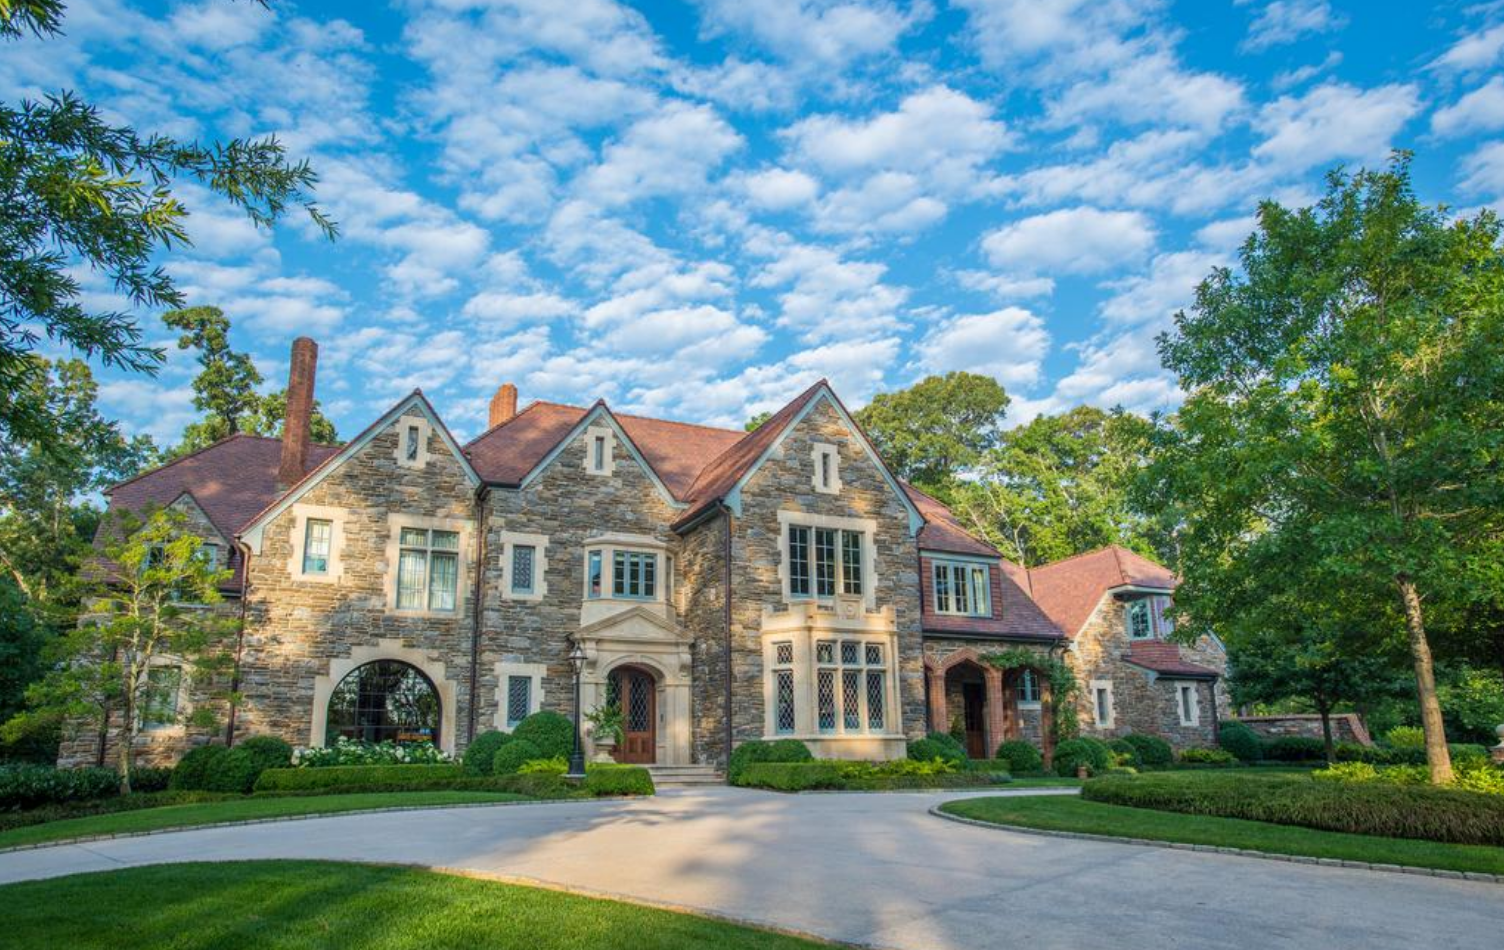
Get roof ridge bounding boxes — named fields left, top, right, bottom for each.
left=463, top=399, right=563, bottom=449
left=614, top=410, right=743, bottom=435
left=105, top=431, right=260, bottom=495
left=1028, top=544, right=1122, bottom=575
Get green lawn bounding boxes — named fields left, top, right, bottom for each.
left=1000, top=776, right=1082, bottom=788
left=0, top=860, right=830, bottom=950
left=0, top=791, right=528, bottom=850
left=941, top=795, right=1504, bottom=875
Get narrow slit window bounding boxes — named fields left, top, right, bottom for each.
left=406, top=425, right=420, bottom=461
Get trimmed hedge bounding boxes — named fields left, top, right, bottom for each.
left=739, top=762, right=848, bottom=791
left=203, top=737, right=295, bottom=794
left=1054, top=737, right=1112, bottom=777
left=994, top=740, right=1043, bottom=774
left=462, top=730, right=512, bottom=776
left=0, top=790, right=232, bottom=833
left=491, top=740, right=543, bottom=776
left=1120, top=733, right=1174, bottom=768
left=254, top=764, right=463, bottom=793
left=1218, top=721, right=1264, bottom=762
left=0, top=765, right=120, bottom=811
left=511, top=711, right=575, bottom=760
left=1083, top=771, right=1504, bottom=846
left=130, top=767, right=173, bottom=793
left=737, top=761, right=1010, bottom=792
left=169, top=745, right=229, bottom=791
left=907, top=733, right=966, bottom=766
left=1262, top=736, right=1327, bottom=762
left=728, top=739, right=813, bottom=784
left=1178, top=747, right=1237, bottom=766
left=582, top=765, right=655, bottom=796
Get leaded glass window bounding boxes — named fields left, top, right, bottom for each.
left=817, top=669, right=836, bottom=732
left=397, top=527, right=460, bottom=611
left=775, top=641, right=793, bottom=665
left=841, top=670, right=860, bottom=729
left=506, top=675, right=531, bottom=728
left=866, top=671, right=885, bottom=730
left=1127, top=600, right=1153, bottom=639
left=326, top=660, right=441, bottom=746
left=840, top=640, right=858, bottom=665
left=511, top=545, right=535, bottom=595
left=303, top=519, right=331, bottom=574
left=775, top=670, right=795, bottom=734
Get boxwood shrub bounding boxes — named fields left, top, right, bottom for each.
left=907, top=734, right=966, bottom=767
left=739, top=762, right=846, bottom=791
left=0, top=764, right=120, bottom=810
left=738, top=760, right=1008, bottom=792
left=1178, top=747, right=1237, bottom=766
left=727, top=738, right=813, bottom=784
left=254, top=764, right=463, bottom=793
left=491, top=740, right=543, bottom=776
left=203, top=736, right=296, bottom=794
left=994, top=740, right=1043, bottom=774
left=1108, top=738, right=1143, bottom=769
left=582, top=765, right=654, bottom=796
left=130, top=767, right=173, bottom=793
left=1262, top=736, right=1327, bottom=762
left=1217, top=721, right=1264, bottom=762
left=0, top=790, right=232, bottom=833
left=1053, top=737, right=1113, bottom=777
left=169, top=744, right=229, bottom=791
left=1120, top=733, right=1174, bottom=768
left=510, top=711, right=575, bottom=760
left=1082, top=771, right=1504, bottom=846
left=462, top=730, right=513, bottom=775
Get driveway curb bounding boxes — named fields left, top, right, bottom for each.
left=927, top=804, right=1504, bottom=884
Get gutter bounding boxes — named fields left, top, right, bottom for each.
left=468, top=485, right=490, bottom=746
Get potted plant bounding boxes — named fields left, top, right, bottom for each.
left=585, top=702, right=624, bottom=764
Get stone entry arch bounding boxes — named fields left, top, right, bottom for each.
left=925, top=647, right=1056, bottom=768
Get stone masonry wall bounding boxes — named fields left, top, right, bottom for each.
left=921, top=637, right=1052, bottom=750
left=679, top=515, right=730, bottom=765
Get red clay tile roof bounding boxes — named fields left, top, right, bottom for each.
left=1025, top=545, right=1178, bottom=637
left=104, top=433, right=341, bottom=588
left=1125, top=640, right=1219, bottom=678
left=919, top=553, right=1064, bottom=641
left=903, top=483, right=1001, bottom=558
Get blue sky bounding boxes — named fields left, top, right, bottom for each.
left=7, top=1, right=1504, bottom=445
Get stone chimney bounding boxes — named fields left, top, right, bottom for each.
left=488, top=383, right=518, bottom=429
left=277, top=337, right=318, bottom=489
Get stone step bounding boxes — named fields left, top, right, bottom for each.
left=645, top=764, right=725, bottom=786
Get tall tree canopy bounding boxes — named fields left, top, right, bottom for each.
left=856, top=372, right=1009, bottom=496
left=0, top=1, right=334, bottom=447
left=1146, top=154, right=1504, bottom=783
left=954, top=405, right=1170, bottom=567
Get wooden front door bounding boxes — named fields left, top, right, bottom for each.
left=962, top=681, right=986, bottom=759
left=611, top=666, right=657, bottom=764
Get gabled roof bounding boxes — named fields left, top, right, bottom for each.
left=1025, top=545, right=1178, bottom=637
left=1124, top=640, right=1219, bottom=679
left=240, top=390, right=479, bottom=554
left=903, top=483, right=1001, bottom=558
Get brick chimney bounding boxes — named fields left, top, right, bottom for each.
left=277, top=337, right=318, bottom=489
left=488, top=383, right=518, bottom=429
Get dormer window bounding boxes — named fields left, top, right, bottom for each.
left=811, top=443, right=841, bottom=494
left=932, top=559, right=991, bottom=617
left=1127, top=594, right=1173, bottom=640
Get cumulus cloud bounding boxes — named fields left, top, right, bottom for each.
left=694, top=0, right=917, bottom=68
left=744, top=168, right=821, bottom=210
left=1459, top=141, right=1504, bottom=198
left=1253, top=81, right=1421, bottom=171
left=1432, top=77, right=1504, bottom=138
left=1429, top=22, right=1504, bottom=74
left=1239, top=0, right=1345, bottom=53
left=981, top=207, right=1156, bottom=276
left=917, top=308, right=1051, bottom=389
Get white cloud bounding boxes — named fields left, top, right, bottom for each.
left=596, top=305, right=768, bottom=361
left=577, top=101, right=743, bottom=207
left=811, top=172, right=948, bottom=234
left=1240, top=0, right=1345, bottom=53
left=1432, top=77, right=1504, bottom=138
left=1043, top=46, right=1245, bottom=133
left=953, top=0, right=1156, bottom=72
left=1459, top=141, right=1504, bottom=197
left=1430, top=23, right=1504, bottom=74
left=954, top=271, right=1057, bottom=300
left=917, top=308, right=1051, bottom=389
left=694, top=0, right=916, bottom=68
left=1098, top=250, right=1227, bottom=328
left=981, top=207, right=1156, bottom=276
left=744, top=168, right=821, bottom=210
left=1253, top=81, right=1421, bottom=171
left=747, top=235, right=910, bottom=342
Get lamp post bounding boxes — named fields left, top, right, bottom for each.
left=566, top=640, right=588, bottom=780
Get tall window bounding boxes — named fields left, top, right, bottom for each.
left=1092, top=681, right=1114, bottom=728
left=1018, top=668, right=1040, bottom=704
left=397, top=527, right=459, bottom=611
left=1177, top=683, right=1200, bottom=726
left=506, top=675, right=532, bottom=729
left=815, top=639, right=885, bottom=734
left=933, top=560, right=991, bottom=617
left=587, top=550, right=603, bottom=597
left=773, top=641, right=795, bottom=734
left=510, top=545, right=535, bottom=595
left=593, top=435, right=606, bottom=471
left=612, top=551, right=657, bottom=598
left=303, top=519, right=332, bottom=575
left=405, top=424, right=420, bottom=461
left=787, top=525, right=863, bottom=599
left=1127, top=600, right=1154, bottom=639
left=139, top=666, right=182, bottom=729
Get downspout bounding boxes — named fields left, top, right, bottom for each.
left=468, top=485, right=489, bottom=746
left=225, top=541, right=253, bottom=747
left=721, top=503, right=734, bottom=767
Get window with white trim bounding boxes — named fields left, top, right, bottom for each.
left=1177, top=683, right=1200, bottom=726
left=510, top=545, right=535, bottom=595
left=302, top=519, right=332, bottom=575
left=787, top=525, right=863, bottom=599
left=1091, top=680, right=1115, bottom=728
left=773, top=641, right=796, bottom=734
left=932, top=559, right=991, bottom=617
left=811, top=443, right=841, bottom=494
left=584, top=543, right=663, bottom=602
left=815, top=639, right=885, bottom=734
left=139, top=666, right=182, bottom=729
left=1018, top=668, right=1041, bottom=704
left=397, top=527, right=460, bottom=611
left=1127, top=594, right=1174, bottom=640
left=505, top=675, right=532, bottom=729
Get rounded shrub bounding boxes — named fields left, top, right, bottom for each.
left=908, top=736, right=966, bottom=767
left=1053, top=737, right=1113, bottom=777
left=511, top=711, right=575, bottom=760
left=238, top=736, right=293, bottom=773
left=128, top=767, right=173, bottom=794
left=1218, top=720, right=1264, bottom=762
left=1121, top=733, right=1174, bottom=768
left=462, top=730, right=513, bottom=776
left=1262, top=736, right=1326, bottom=762
left=203, top=748, right=261, bottom=794
left=994, top=739, right=1043, bottom=774
left=491, top=739, right=543, bottom=776
left=169, top=744, right=229, bottom=791
left=1108, top=738, right=1143, bottom=769
left=727, top=738, right=813, bottom=784
left=1384, top=725, right=1425, bottom=749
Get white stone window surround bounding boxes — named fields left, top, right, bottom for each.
left=1176, top=681, right=1201, bottom=726
left=497, top=530, right=549, bottom=602
left=777, top=510, right=878, bottom=611
left=810, top=441, right=842, bottom=494
left=930, top=556, right=993, bottom=617
left=138, top=655, right=192, bottom=736
left=581, top=532, right=668, bottom=604
left=286, top=503, right=350, bottom=584
left=584, top=423, right=616, bottom=476
left=382, top=513, right=473, bottom=619
left=394, top=415, right=434, bottom=470
left=759, top=603, right=902, bottom=742
left=310, top=639, right=458, bottom=753
left=1091, top=678, right=1115, bottom=729
left=1124, top=591, right=1174, bottom=640
left=494, top=660, right=547, bottom=730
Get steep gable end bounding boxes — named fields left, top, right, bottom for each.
left=1026, top=545, right=1177, bottom=637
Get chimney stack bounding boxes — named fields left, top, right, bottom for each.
left=488, top=382, right=518, bottom=429
left=278, top=337, right=318, bottom=489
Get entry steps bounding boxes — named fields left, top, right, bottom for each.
left=645, top=764, right=725, bottom=787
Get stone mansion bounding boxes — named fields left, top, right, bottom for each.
left=61, top=338, right=1229, bottom=769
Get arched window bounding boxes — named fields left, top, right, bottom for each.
left=325, top=660, right=441, bottom=745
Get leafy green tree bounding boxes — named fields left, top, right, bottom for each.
left=744, top=411, right=772, bottom=432
left=3, top=508, right=238, bottom=791
left=1148, top=154, right=1504, bottom=783
left=856, top=372, right=1010, bottom=496
left=0, top=1, right=334, bottom=447
left=246, top=388, right=339, bottom=446
left=953, top=405, right=1170, bottom=566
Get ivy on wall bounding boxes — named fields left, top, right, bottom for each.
left=983, top=649, right=1080, bottom=739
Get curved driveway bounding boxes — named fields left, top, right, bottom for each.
left=2, top=786, right=1500, bottom=950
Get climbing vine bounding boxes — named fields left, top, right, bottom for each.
left=983, top=649, right=1080, bottom=739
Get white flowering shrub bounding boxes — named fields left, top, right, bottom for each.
left=291, top=737, right=453, bottom=768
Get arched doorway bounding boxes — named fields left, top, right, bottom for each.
left=944, top=661, right=990, bottom=758
left=607, top=664, right=657, bottom=764
left=325, top=660, right=441, bottom=746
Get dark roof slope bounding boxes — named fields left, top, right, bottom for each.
left=903, top=483, right=1001, bottom=557
left=1025, top=545, right=1178, bottom=637
left=1125, top=640, right=1219, bottom=678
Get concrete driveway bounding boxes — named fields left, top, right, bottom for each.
left=1, top=786, right=1500, bottom=950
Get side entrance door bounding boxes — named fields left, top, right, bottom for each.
left=610, top=666, right=657, bottom=764
left=962, top=681, right=986, bottom=759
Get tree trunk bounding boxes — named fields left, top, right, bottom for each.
left=117, top=697, right=134, bottom=796
left=1396, top=575, right=1453, bottom=784
left=1318, top=700, right=1335, bottom=765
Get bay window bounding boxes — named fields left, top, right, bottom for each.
left=583, top=537, right=667, bottom=603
